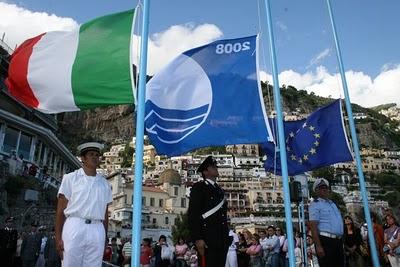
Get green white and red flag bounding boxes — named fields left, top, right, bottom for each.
left=6, top=9, right=136, bottom=113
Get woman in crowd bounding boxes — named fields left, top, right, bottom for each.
left=343, top=215, right=364, bottom=267
left=237, top=233, right=250, bottom=267
left=383, top=214, right=400, bottom=267
left=153, top=235, right=173, bottom=267
left=246, top=233, right=263, bottom=267
left=306, top=235, right=319, bottom=267
left=175, top=237, right=188, bottom=267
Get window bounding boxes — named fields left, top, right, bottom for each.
left=150, top=198, right=155, bottom=207
left=174, top=187, right=179, bottom=196
left=181, top=198, right=186, bottom=208
left=152, top=218, right=157, bottom=224
left=18, top=133, right=32, bottom=160
left=165, top=217, right=169, bottom=224
left=142, top=197, right=146, bottom=206
left=146, top=215, right=150, bottom=222
left=2, top=127, right=19, bottom=154
left=159, top=199, right=163, bottom=207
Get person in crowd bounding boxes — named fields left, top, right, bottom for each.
left=188, top=156, right=230, bottom=267
left=55, top=142, right=112, bottom=267
left=175, top=237, right=188, bottom=267
left=35, top=228, right=48, bottom=267
left=383, top=213, right=400, bottom=267
left=282, top=236, right=301, bottom=267
left=343, top=215, right=363, bottom=267
left=237, top=233, right=250, bottom=267
left=122, top=237, right=132, bottom=267
left=309, top=178, right=344, bottom=267
left=246, top=233, right=262, bottom=267
left=15, top=232, right=25, bottom=267
left=225, top=226, right=239, bottom=267
left=0, top=216, right=18, bottom=266
left=44, top=228, right=61, bottom=267
left=184, top=246, right=198, bottom=267
left=242, top=229, right=253, bottom=245
left=259, top=229, right=269, bottom=265
left=21, top=222, right=41, bottom=267
left=275, top=227, right=286, bottom=267
left=370, top=212, right=385, bottom=264
left=306, top=235, right=319, bottom=267
left=262, top=225, right=280, bottom=267
left=140, top=238, right=153, bottom=267
left=153, top=235, right=173, bottom=267
left=110, top=237, right=120, bottom=266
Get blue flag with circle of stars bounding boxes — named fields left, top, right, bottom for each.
left=262, top=99, right=353, bottom=175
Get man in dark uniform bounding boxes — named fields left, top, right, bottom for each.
left=188, top=156, right=230, bottom=267
left=0, top=216, right=18, bottom=266
left=21, top=222, right=41, bottom=267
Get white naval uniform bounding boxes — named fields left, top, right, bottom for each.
left=225, top=230, right=239, bottom=267
left=58, top=168, right=112, bottom=267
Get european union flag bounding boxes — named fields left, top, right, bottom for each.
left=145, top=35, right=273, bottom=156
left=262, top=99, right=353, bottom=175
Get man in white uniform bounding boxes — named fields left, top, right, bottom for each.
left=55, top=142, right=112, bottom=267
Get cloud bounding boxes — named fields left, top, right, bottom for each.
left=132, top=23, right=223, bottom=75
left=261, top=65, right=400, bottom=107
left=1, top=2, right=222, bottom=76
left=0, top=3, right=78, bottom=49
left=307, top=48, right=330, bottom=68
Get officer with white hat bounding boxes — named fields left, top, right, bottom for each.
left=55, top=142, right=112, bottom=267
left=309, top=178, right=344, bottom=267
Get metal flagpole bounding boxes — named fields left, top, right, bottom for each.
left=131, top=1, right=150, bottom=266
left=325, top=1, right=379, bottom=266
left=300, top=199, right=308, bottom=267
left=264, top=1, right=296, bottom=266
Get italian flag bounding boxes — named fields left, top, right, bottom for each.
left=6, top=9, right=136, bottom=114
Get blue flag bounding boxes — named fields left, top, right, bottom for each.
left=145, top=35, right=273, bottom=156
left=262, top=99, right=353, bottom=175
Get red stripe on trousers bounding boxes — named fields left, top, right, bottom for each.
left=5, top=33, right=46, bottom=108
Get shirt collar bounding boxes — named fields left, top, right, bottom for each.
left=206, top=179, right=216, bottom=186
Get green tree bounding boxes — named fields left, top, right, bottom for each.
left=120, top=142, right=134, bottom=168
left=171, top=212, right=190, bottom=244
left=376, top=172, right=400, bottom=187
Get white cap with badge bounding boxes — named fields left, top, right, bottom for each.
left=77, top=142, right=104, bottom=155
left=312, top=178, right=329, bottom=192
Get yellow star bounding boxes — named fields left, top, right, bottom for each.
left=314, top=141, right=320, bottom=146
left=314, top=133, right=320, bottom=139
left=309, top=126, right=315, bottom=131
left=298, top=158, right=303, bottom=164
left=302, top=122, right=307, bottom=128
left=289, top=132, right=295, bottom=138
left=291, top=155, right=297, bottom=161
left=303, top=154, right=309, bottom=161
left=310, top=148, right=316, bottom=155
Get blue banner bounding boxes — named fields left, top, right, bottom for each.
left=262, top=99, right=353, bottom=175
left=145, top=35, right=273, bottom=156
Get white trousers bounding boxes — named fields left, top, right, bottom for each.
left=225, top=249, right=238, bottom=267
left=62, top=217, right=105, bottom=267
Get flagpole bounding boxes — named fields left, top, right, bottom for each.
left=325, top=1, right=379, bottom=266
left=131, top=1, right=150, bottom=267
left=264, top=1, right=296, bottom=266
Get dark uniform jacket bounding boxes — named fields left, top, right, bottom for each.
left=0, top=227, right=18, bottom=256
left=188, top=180, right=230, bottom=249
left=21, top=232, right=41, bottom=261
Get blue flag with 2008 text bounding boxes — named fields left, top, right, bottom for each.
left=145, top=35, right=273, bottom=156
left=262, top=99, right=353, bottom=175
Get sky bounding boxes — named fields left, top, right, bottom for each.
left=1, top=0, right=399, bottom=108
